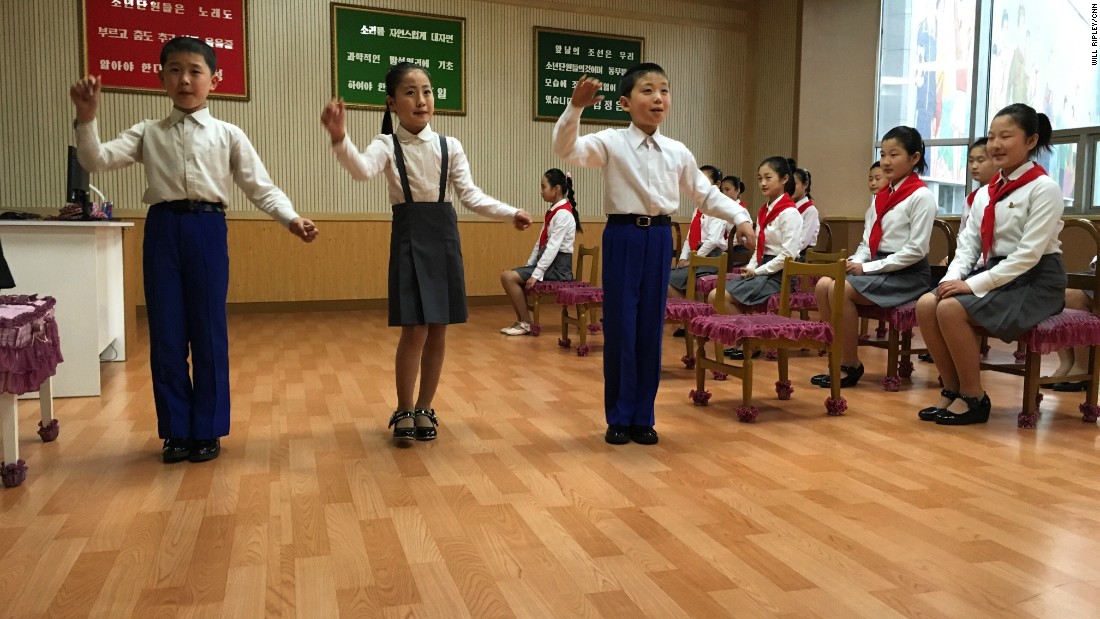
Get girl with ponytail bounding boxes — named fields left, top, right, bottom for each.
left=321, top=62, right=533, bottom=442
left=499, top=168, right=580, bottom=335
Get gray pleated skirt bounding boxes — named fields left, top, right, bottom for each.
left=389, top=201, right=467, bottom=327
left=955, top=253, right=1067, bottom=341
left=848, top=252, right=930, bottom=308
left=726, top=254, right=783, bottom=306
left=513, top=249, right=573, bottom=282
left=668, top=247, right=722, bottom=292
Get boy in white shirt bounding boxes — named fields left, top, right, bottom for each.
left=70, top=37, right=318, bottom=463
left=553, top=63, right=754, bottom=445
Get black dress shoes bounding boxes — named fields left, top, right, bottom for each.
left=162, top=438, right=190, bottom=464
left=630, top=426, right=658, bottom=445
left=413, top=408, right=439, bottom=441
left=917, top=353, right=934, bottom=363
left=1051, top=381, right=1089, bottom=392
left=934, top=393, right=991, bottom=425
left=605, top=424, right=630, bottom=445
left=812, top=364, right=864, bottom=388
left=918, top=389, right=958, bottom=421
left=189, top=439, right=221, bottom=462
left=725, top=348, right=761, bottom=360
left=389, top=410, right=416, bottom=440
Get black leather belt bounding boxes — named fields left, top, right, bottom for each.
left=606, top=214, right=672, bottom=228
left=154, top=200, right=225, bottom=213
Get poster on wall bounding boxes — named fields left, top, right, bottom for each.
left=80, top=0, right=250, bottom=99
left=330, top=4, right=465, bottom=114
left=533, top=27, right=644, bottom=125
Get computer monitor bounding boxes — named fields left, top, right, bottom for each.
left=66, top=146, right=92, bottom=219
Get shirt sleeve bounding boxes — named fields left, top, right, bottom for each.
left=681, top=156, right=751, bottom=226
left=678, top=237, right=691, bottom=262
left=696, top=214, right=728, bottom=258
left=448, top=138, right=519, bottom=220
left=943, top=199, right=984, bottom=282
left=964, top=181, right=1064, bottom=297
left=552, top=104, right=609, bottom=168
left=756, top=211, right=802, bottom=276
left=861, top=191, right=935, bottom=274
left=331, top=133, right=390, bottom=182
left=849, top=205, right=875, bottom=263
left=526, top=241, right=539, bottom=267
left=532, top=210, right=575, bottom=280
left=799, top=207, right=820, bottom=251
left=74, top=118, right=145, bottom=173
left=230, top=128, right=299, bottom=226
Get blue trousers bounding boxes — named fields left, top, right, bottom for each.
left=602, top=222, right=672, bottom=427
left=143, top=206, right=231, bottom=440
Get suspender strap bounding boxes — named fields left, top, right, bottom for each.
left=391, top=137, right=415, bottom=204
left=391, top=134, right=449, bottom=203
left=438, top=135, right=449, bottom=203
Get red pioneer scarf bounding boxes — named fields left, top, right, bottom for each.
left=981, top=164, right=1047, bottom=260
left=756, top=194, right=796, bottom=263
left=869, top=174, right=926, bottom=255
left=687, top=209, right=703, bottom=251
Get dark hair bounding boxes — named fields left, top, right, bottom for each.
left=160, top=36, right=217, bottom=73
left=992, top=103, right=1054, bottom=156
left=700, top=165, right=723, bottom=185
left=721, top=175, right=745, bottom=194
left=618, top=62, right=667, bottom=97
left=869, top=161, right=881, bottom=170
left=881, top=126, right=928, bottom=175
left=544, top=168, right=582, bottom=233
left=759, top=156, right=795, bottom=196
left=381, top=62, right=431, bottom=135
left=793, top=165, right=813, bottom=200
left=970, top=137, right=989, bottom=151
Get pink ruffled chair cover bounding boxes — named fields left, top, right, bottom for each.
left=665, top=298, right=716, bottom=321
left=0, top=295, right=63, bottom=395
left=695, top=272, right=740, bottom=296
left=1020, top=309, right=1100, bottom=354
left=689, top=314, right=834, bottom=348
left=766, top=291, right=818, bottom=314
left=856, top=301, right=918, bottom=333
left=527, top=280, right=590, bottom=295
left=556, top=286, right=603, bottom=305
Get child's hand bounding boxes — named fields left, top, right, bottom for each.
left=513, top=210, right=532, bottom=230
left=570, top=75, right=604, bottom=108
left=289, top=217, right=319, bottom=243
left=676, top=259, right=689, bottom=268
left=936, top=279, right=972, bottom=299
left=740, top=267, right=756, bottom=279
left=525, top=277, right=538, bottom=291
left=845, top=260, right=864, bottom=275
left=733, top=221, right=756, bottom=252
left=70, top=75, right=102, bottom=124
left=320, top=99, right=346, bottom=144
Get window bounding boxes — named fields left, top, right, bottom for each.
left=924, top=145, right=970, bottom=215
left=1042, top=142, right=1077, bottom=208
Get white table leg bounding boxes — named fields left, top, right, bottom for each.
left=38, top=377, right=58, bottom=442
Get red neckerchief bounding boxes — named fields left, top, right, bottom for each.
left=965, top=188, right=979, bottom=207
left=981, top=164, right=1047, bottom=260
left=756, top=194, right=796, bottom=263
left=869, top=174, right=926, bottom=255
left=539, top=200, right=572, bottom=248
left=797, top=198, right=815, bottom=214
left=687, top=209, right=703, bottom=251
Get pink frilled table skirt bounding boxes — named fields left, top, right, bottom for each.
left=0, top=295, right=63, bottom=395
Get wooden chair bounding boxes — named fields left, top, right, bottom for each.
left=666, top=251, right=727, bottom=369
left=557, top=285, right=603, bottom=357
left=688, top=258, right=848, bottom=422
left=977, top=219, right=1100, bottom=428
left=856, top=219, right=955, bottom=391
left=815, top=220, right=834, bottom=253
left=671, top=222, right=683, bottom=266
left=526, top=244, right=599, bottom=336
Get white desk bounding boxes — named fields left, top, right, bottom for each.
left=0, top=220, right=132, bottom=397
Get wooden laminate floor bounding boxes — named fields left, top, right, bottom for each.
left=3, top=307, right=1100, bottom=618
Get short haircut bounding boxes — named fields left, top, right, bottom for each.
left=700, top=165, right=723, bottom=185
left=618, top=62, right=667, bottom=97
left=160, top=36, right=217, bottom=73
left=970, top=137, right=989, bottom=150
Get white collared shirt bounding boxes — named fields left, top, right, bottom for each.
left=678, top=207, right=729, bottom=261
left=75, top=108, right=299, bottom=225
left=795, top=197, right=820, bottom=251
left=332, top=123, right=518, bottom=220
left=552, top=104, right=750, bottom=226
left=850, top=175, right=937, bottom=273
left=748, top=195, right=803, bottom=275
left=526, top=199, right=577, bottom=280
left=944, top=161, right=1063, bottom=296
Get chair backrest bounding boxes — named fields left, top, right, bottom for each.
left=928, top=219, right=956, bottom=283
left=671, top=222, right=683, bottom=259
left=1064, top=219, right=1100, bottom=310
left=575, top=244, right=600, bottom=285
left=804, top=249, right=847, bottom=263
left=778, top=258, right=846, bottom=336
left=686, top=250, right=729, bottom=314
left=815, top=220, right=834, bottom=253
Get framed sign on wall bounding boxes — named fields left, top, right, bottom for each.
left=533, top=27, right=644, bottom=125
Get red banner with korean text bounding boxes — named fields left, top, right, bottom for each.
left=81, top=0, right=249, bottom=99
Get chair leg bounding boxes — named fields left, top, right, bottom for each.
left=576, top=305, right=590, bottom=356
left=558, top=306, right=571, bottom=348
left=1081, top=345, right=1100, bottom=423
left=682, top=326, right=696, bottom=369
left=776, top=348, right=792, bottom=400
left=690, top=336, right=711, bottom=405
left=826, top=345, right=847, bottom=416
left=711, top=341, right=727, bottom=380
left=1019, top=348, right=1041, bottom=428
left=738, top=343, right=758, bottom=422
left=37, top=377, right=58, bottom=442
left=859, top=317, right=870, bottom=341
left=1, top=393, right=26, bottom=488
left=882, top=327, right=901, bottom=392
left=898, top=330, right=915, bottom=379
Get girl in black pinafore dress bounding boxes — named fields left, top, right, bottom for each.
left=322, top=63, right=532, bottom=442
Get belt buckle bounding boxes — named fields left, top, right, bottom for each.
left=635, top=215, right=652, bottom=228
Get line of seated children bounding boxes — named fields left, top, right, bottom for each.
left=499, top=168, right=581, bottom=335
left=791, top=162, right=820, bottom=257
left=668, top=165, right=729, bottom=337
